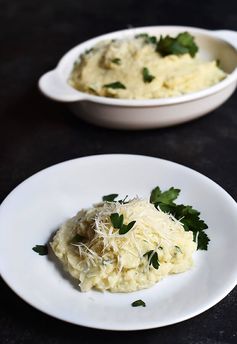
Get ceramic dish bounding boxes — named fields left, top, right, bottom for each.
left=0, top=154, right=237, bottom=330
left=39, top=26, right=237, bottom=129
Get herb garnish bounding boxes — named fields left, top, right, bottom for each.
left=110, top=213, right=124, bottom=229
left=103, top=193, right=119, bottom=202
left=118, top=195, right=129, bottom=204
left=136, top=33, right=149, bottom=39
left=156, top=32, right=198, bottom=57
left=88, top=86, right=97, bottom=94
left=144, top=250, right=159, bottom=269
left=197, top=231, right=210, bottom=250
left=110, top=213, right=136, bottom=234
left=136, top=33, right=157, bottom=44
left=131, top=299, right=146, bottom=307
left=102, top=193, right=129, bottom=204
left=103, top=81, right=126, bottom=89
left=142, top=67, right=155, bottom=83
left=85, top=48, right=94, bottom=54
left=71, top=234, right=86, bottom=244
left=150, top=186, right=210, bottom=250
left=111, top=58, right=121, bottom=65
left=175, top=245, right=182, bottom=253
left=32, top=245, right=48, bottom=256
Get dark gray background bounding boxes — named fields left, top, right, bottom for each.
left=1, top=0, right=237, bottom=343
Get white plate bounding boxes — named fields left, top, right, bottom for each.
left=0, top=154, right=237, bottom=331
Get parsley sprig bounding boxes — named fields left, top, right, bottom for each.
left=156, top=32, right=198, bottom=57
left=136, top=32, right=198, bottom=57
left=110, top=213, right=136, bottom=235
left=150, top=186, right=210, bottom=250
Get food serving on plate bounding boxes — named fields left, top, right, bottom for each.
left=48, top=186, right=210, bottom=293
left=69, top=32, right=226, bottom=99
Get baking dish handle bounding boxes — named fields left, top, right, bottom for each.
left=38, top=70, right=85, bottom=102
left=214, top=30, right=237, bottom=49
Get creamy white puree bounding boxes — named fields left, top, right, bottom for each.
left=51, top=199, right=197, bottom=292
left=69, top=36, right=226, bottom=99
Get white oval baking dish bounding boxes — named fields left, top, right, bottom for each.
left=39, top=26, right=237, bottom=129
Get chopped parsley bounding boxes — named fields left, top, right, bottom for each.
left=175, top=245, right=182, bottom=253
left=136, top=33, right=157, bottom=44
left=142, top=67, right=155, bottom=83
left=88, top=86, right=97, bottom=94
left=85, top=47, right=94, bottom=55
left=32, top=244, right=48, bottom=256
left=110, top=213, right=124, bottom=229
left=136, top=33, right=149, bottom=39
left=156, top=32, right=198, bottom=57
left=150, top=186, right=210, bottom=250
left=118, top=195, right=129, bottom=204
left=110, top=212, right=136, bottom=234
left=144, top=250, right=159, bottom=269
left=71, top=234, right=86, bottom=244
left=111, top=58, right=121, bottom=65
left=119, top=220, right=136, bottom=235
left=103, top=193, right=119, bottom=202
left=103, top=81, right=126, bottom=89
left=131, top=299, right=146, bottom=307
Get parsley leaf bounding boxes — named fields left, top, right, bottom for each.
left=136, top=33, right=157, bottom=44
left=71, top=234, right=86, bottom=244
left=150, top=186, right=162, bottom=203
left=131, top=299, right=146, bottom=307
left=142, top=67, right=155, bottom=83
left=148, top=36, right=157, bottom=44
left=111, top=58, right=121, bottom=65
left=102, top=193, right=118, bottom=202
left=150, top=186, right=180, bottom=205
left=156, top=32, right=198, bottom=57
left=197, top=231, right=210, bottom=250
left=144, top=250, right=159, bottom=269
left=110, top=213, right=124, bottom=229
left=119, top=220, right=136, bottom=235
left=32, top=245, right=48, bottom=256
left=103, top=81, right=126, bottom=89
left=110, top=213, right=136, bottom=234
left=150, top=186, right=210, bottom=250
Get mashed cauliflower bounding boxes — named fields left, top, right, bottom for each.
left=51, top=198, right=197, bottom=292
left=68, top=34, right=226, bottom=99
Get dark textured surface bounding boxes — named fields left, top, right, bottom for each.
left=1, top=0, right=237, bottom=343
